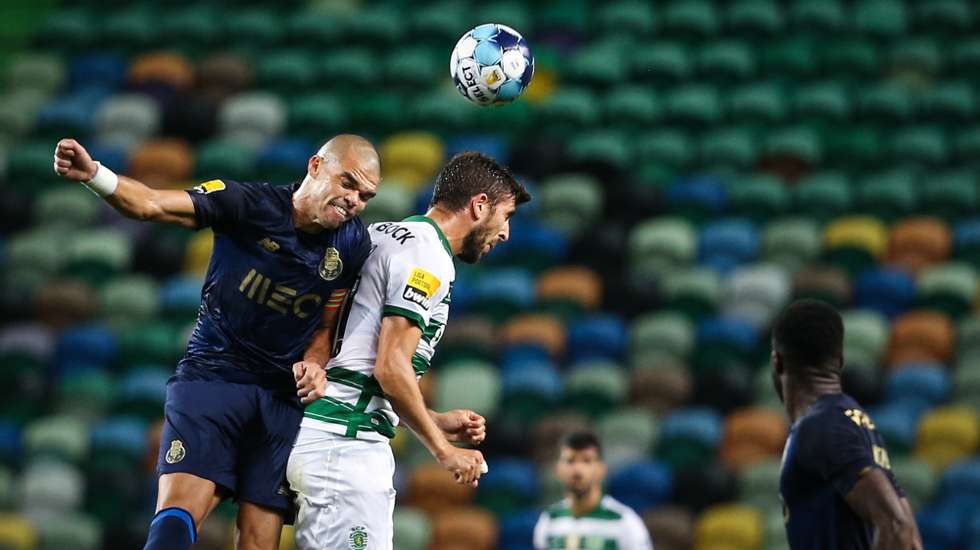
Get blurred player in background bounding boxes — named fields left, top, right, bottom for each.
left=53, top=135, right=380, bottom=550
left=533, top=431, right=653, bottom=550
left=286, top=152, right=530, bottom=549
left=772, top=299, right=922, bottom=550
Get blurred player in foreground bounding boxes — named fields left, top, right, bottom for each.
left=53, top=135, right=380, bottom=550
left=772, top=299, right=922, bottom=550
left=286, top=152, right=530, bottom=549
left=533, top=431, right=653, bottom=550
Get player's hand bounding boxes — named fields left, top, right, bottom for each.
left=435, top=409, right=486, bottom=445
left=293, top=361, right=327, bottom=405
left=53, top=139, right=98, bottom=182
left=438, top=447, right=485, bottom=487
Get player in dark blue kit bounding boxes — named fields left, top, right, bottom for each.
left=771, top=300, right=922, bottom=550
left=53, top=135, right=381, bottom=550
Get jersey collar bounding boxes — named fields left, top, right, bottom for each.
left=403, top=215, right=452, bottom=257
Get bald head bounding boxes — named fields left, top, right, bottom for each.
left=293, top=134, right=381, bottom=232
left=318, top=134, right=380, bottom=181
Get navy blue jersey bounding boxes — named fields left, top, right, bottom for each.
left=176, top=179, right=371, bottom=390
left=779, top=393, right=905, bottom=550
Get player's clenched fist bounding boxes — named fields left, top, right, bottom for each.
left=293, top=361, right=327, bottom=404
left=439, top=447, right=485, bottom=487
left=53, top=139, right=98, bottom=182
left=435, top=409, right=487, bottom=445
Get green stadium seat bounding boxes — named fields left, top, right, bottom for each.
left=411, top=3, right=465, bottom=45
left=763, top=38, right=817, bottom=77
left=631, top=42, right=693, bottom=82
left=99, top=275, right=160, bottom=328
left=56, top=370, right=113, bottom=419
left=794, top=81, right=851, bottom=120
left=0, top=89, right=47, bottom=141
left=698, top=40, right=756, bottom=81
left=24, top=416, right=89, bottom=463
left=596, top=0, right=656, bottom=36
left=568, top=44, right=628, bottom=86
left=159, top=7, right=218, bottom=52
left=922, top=81, right=976, bottom=120
left=604, top=85, right=661, bottom=127
left=635, top=128, right=695, bottom=167
left=701, top=127, right=758, bottom=168
left=385, top=47, right=440, bottom=90
left=102, top=9, right=158, bottom=52
left=726, top=0, right=784, bottom=36
left=21, top=461, right=83, bottom=513
left=345, top=6, right=401, bottom=45
left=763, top=217, right=821, bottom=272
left=890, top=457, right=936, bottom=512
left=662, top=0, right=719, bottom=38
left=631, top=311, right=695, bottom=362
left=539, top=174, right=603, bottom=239
left=563, top=361, right=628, bottom=417
left=408, top=91, right=474, bottom=131
left=392, top=507, right=432, bottom=550
left=954, top=356, right=980, bottom=409
left=958, top=317, right=980, bottom=357
left=890, top=38, right=942, bottom=74
left=36, top=513, right=101, bottom=550
left=952, top=38, right=980, bottom=73
left=94, top=94, right=161, bottom=148
left=476, top=3, right=533, bottom=36
left=842, top=309, right=889, bottom=363
left=740, top=459, right=782, bottom=513
left=825, top=125, right=882, bottom=167
left=729, top=82, right=787, bottom=123
left=729, top=174, right=791, bottom=222
left=536, top=87, right=600, bottom=129
left=766, top=126, right=822, bottom=164
left=436, top=360, right=500, bottom=419
left=257, top=50, right=316, bottom=94
left=117, top=321, right=179, bottom=367
left=859, top=82, right=915, bottom=121
left=359, top=185, right=412, bottom=226
left=754, top=365, right=785, bottom=411
left=36, top=10, right=97, bottom=53
left=790, top=0, right=844, bottom=32
left=64, top=229, right=131, bottom=286
left=7, top=141, right=64, bottom=191
left=764, top=508, right=790, bottom=550
left=661, top=268, right=723, bottom=319
left=283, top=11, right=344, bottom=47
left=891, top=126, right=948, bottom=165
left=629, top=217, right=697, bottom=277
left=856, top=170, right=918, bottom=222
left=319, top=48, right=381, bottom=87
left=918, top=262, right=977, bottom=319
left=956, top=127, right=980, bottom=162
left=567, top=131, right=632, bottom=171
left=195, top=139, right=255, bottom=182
left=914, top=0, right=973, bottom=32
left=855, top=0, right=907, bottom=38
left=5, top=53, right=64, bottom=95
left=6, top=227, right=67, bottom=279
left=0, top=467, right=14, bottom=509
left=596, top=407, right=659, bottom=468
left=34, top=187, right=99, bottom=231
left=535, top=0, right=589, bottom=33
left=666, top=84, right=722, bottom=125
left=223, top=9, right=283, bottom=50
left=922, top=171, right=979, bottom=221
left=822, top=39, right=879, bottom=76
left=219, top=92, right=287, bottom=149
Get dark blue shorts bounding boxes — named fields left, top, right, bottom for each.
left=156, top=379, right=303, bottom=517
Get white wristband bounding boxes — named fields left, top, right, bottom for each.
left=82, top=162, right=119, bottom=197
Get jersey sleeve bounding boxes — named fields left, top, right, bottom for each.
left=381, top=245, right=450, bottom=331
left=624, top=509, right=655, bottom=550
left=185, top=179, right=250, bottom=232
left=338, top=218, right=372, bottom=287
left=532, top=512, right=549, bottom=550
left=801, top=410, right=881, bottom=497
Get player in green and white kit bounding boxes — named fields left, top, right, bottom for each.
left=534, top=432, right=654, bottom=550
left=287, top=152, right=531, bottom=550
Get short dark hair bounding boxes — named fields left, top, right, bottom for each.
left=772, top=299, right=844, bottom=375
left=430, top=151, right=531, bottom=212
left=560, top=430, right=603, bottom=457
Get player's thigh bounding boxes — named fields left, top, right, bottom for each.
left=236, top=390, right=304, bottom=519
left=235, top=501, right=284, bottom=550
left=288, top=432, right=395, bottom=550
left=156, top=472, right=222, bottom=527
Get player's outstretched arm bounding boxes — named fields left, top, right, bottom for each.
left=374, top=315, right=485, bottom=486
left=54, top=138, right=198, bottom=228
left=845, top=469, right=923, bottom=550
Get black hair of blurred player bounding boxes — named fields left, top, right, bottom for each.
left=555, top=431, right=607, bottom=513
left=770, top=298, right=845, bottom=422
left=429, top=152, right=531, bottom=264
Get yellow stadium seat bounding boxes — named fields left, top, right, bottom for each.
left=695, top=504, right=764, bottom=550
left=0, top=514, right=38, bottom=550
left=823, top=216, right=889, bottom=260
left=184, top=229, right=214, bottom=276
left=380, top=132, right=445, bottom=191
left=915, top=405, right=980, bottom=470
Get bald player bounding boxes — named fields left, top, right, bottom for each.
left=53, top=136, right=381, bottom=550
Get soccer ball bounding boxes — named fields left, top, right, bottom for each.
left=450, top=23, right=534, bottom=106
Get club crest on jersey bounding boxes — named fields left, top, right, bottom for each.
left=403, top=267, right=440, bottom=310
left=319, top=247, right=343, bottom=281
left=165, top=440, right=186, bottom=464
left=192, top=179, right=226, bottom=194
left=348, top=526, right=368, bottom=550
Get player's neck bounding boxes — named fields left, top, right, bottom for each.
left=423, top=207, right=464, bottom=255
left=291, top=195, right=325, bottom=234
left=786, top=376, right=842, bottom=423
left=568, top=486, right=603, bottom=517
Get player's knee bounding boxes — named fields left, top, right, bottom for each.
left=236, top=504, right=284, bottom=550
left=156, top=473, right=220, bottom=526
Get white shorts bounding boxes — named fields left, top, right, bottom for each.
left=286, top=421, right=396, bottom=550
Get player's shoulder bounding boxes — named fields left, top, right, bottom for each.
left=370, top=218, right=453, bottom=263
left=594, top=496, right=631, bottom=520
left=543, top=498, right=573, bottom=519
left=796, top=393, right=868, bottom=443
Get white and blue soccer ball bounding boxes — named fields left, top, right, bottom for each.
left=450, top=23, right=534, bottom=106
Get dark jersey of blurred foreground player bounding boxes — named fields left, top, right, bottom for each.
left=771, top=299, right=922, bottom=550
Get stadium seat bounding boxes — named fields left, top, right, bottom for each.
left=915, top=0, right=974, bottom=33
left=892, top=126, right=948, bottom=166
left=657, top=407, right=722, bottom=469
left=725, top=264, right=791, bottom=329
left=762, top=218, right=820, bottom=272
left=408, top=463, right=477, bottom=516
left=194, top=139, right=255, bottom=182
left=35, top=513, right=101, bottom=550
left=629, top=362, right=693, bottom=414
left=475, top=458, right=538, bottom=516
left=917, top=262, right=977, bottom=319
left=93, top=93, right=160, bottom=150
left=794, top=81, right=851, bottom=121
left=886, top=310, right=955, bottom=367
left=34, top=280, right=99, bottom=330
left=700, top=127, right=758, bottom=168
left=673, top=460, right=740, bottom=513
left=660, top=267, right=723, bottom=320
left=255, top=138, right=311, bottom=184
left=729, top=82, right=788, bottom=123
left=698, top=40, right=756, bottom=82
left=57, top=370, right=113, bottom=419
left=666, top=177, right=728, bottom=224
left=55, top=324, right=116, bottom=372
left=128, top=52, right=194, bottom=92
left=34, top=89, right=106, bottom=140
left=5, top=53, right=65, bottom=96
left=629, top=217, right=697, bottom=278
left=826, top=125, right=883, bottom=168
left=890, top=457, right=937, bottom=511
left=429, top=507, right=497, bottom=550
left=380, top=132, right=445, bottom=191
left=99, top=276, right=160, bottom=328
left=21, top=460, right=84, bottom=512
left=954, top=356, right=980, bottom=409
left=596, top=407, right=659, bottom=470
left=922, top=81, right=976, bottom=121
left=859, top=82, right=915, bottom=121
left=256, top=50, right=316, bottom=95
left=952, top=37, right=980, bottom=73
left=891, top=37, right=943, bottom=75
left=498, top=509, right=539, bottom=550
left=887, top=217, right=952, bottom=274
left=694, top=504, right=763, bottom=550
left=538, top=174, right=603, bottom=239
left=596, top=0, right=656, bottom=36
left=603, top=85, right=661, bottom=129
left=0, top=514, right=37, bottom=550
left=567, top=130, right=633, bottom=171
left=536, top=266, right=602, bottom=319
left=644, top=507, right=695, bottom=550
left=392, top=507, right=432, bottom=550
left=218, top=92, right=287, bottom=149
left=921, top=171, right=979, bottom=221
left=853, top=268, right=915, bottom=318
left=634, top=128, right=695, bottom=168
left=873, top=401, right=923, bottom=455
left=726, top=0, right=784, bottom=36
left=563, top=361, right=628, bottom=417
left=764, top=125, right=822, bottom=165
left=915, top=405, right=979, bottom=470
left=790, top=0, right=844, bottom=32
left=740, top=459, right=782, bottom=513
left=886, top=362, right=951, bottom=410
left=128, top=139, right=194, bottom=186
left=631, top=311, right=694, bottom=363
left=608, top=460, right=673, bottom=513
left=566, top=315, right=628, bottom=362
left=436, top=360, right=500, bottom=419
left=535, top=87, right=600, bottom=129
left=632, top=41, right=693, bottom=83
left=698, top=218, right=760, bottom=274
left=793, top=172, right=852, bottom=222
left=720, top=407, right=787, bottom=472
left=567, top=43, right=629, bottom=87
left=763, top=37, right=817, bottom=78
left=842, top=309, right=889, bottom=364
left=729, top=174, right=791, bottom=223
left=661, top=0, right=720, bottom=38
left=957, top=128, right=980, bottom=163
left=666, top=84, right=723, bottom=126
left=855, top=0, right=907, bottom=38
left=24, top=415, right=89, bottom=464
left=823, top=215, right=889, bottom=275
left=822, top=38, right=879, bottom=76
left=34, top=187, right=99, bottom=231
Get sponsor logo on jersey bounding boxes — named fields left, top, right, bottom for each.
left=349, top=526, right=368, bottom=550
left=192, top=179, right=226, bottom=194
left=165, top=440, right=186, bottom=464
left=403, top=267, right=440, bottom=310
left=319, top=247, right=343, bottom=281
left=239, top=268, right=323, bottom=318
left=257, top=237, right=280, bottom=253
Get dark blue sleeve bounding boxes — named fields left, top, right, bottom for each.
left=800, top=410, right=879, bottom=497
left=185, top=179, right=254, bottom=232
left=339, top=218, right=372, bottom=286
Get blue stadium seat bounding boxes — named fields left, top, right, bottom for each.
left=565, top=314, right=628, bottom=362
left=159, top=276, right=204, bottom=321
left=498, top=509, right=540, bottom=550
left=853, top=268, right=917, bottom=318
left=0, top=421, right=23, bottom=465
left=695, top=316, right=759, bottom=361
left=89, top=416, right=148, bottom=462
left=666, top=176, right=728, bottom=222
left=69, top=53, right=126, bottom=92
left=475, top=458, right=538, bottom=515
left=116, top=367, right=170, bottom=419
left=55, top=324, right=117, bottom=372
left=917, top=507, right=963, bottom=550
left=446, top=135, right=510, bottom=165
left=256, top=138, right=313, bottom=184
left=500, top=360, right=562, bottom=401
left=608, top=460, right=673, bottom=514
left=85, top=143, right=128, bottom=173
left=885, top=362, right=951, bottom=410
left=938, top=459, right=980, bottom=504
left=35, top=88, right=110, bottom=137
left=660, top=407, right=723, bottom=449
left=870, top=402, right=924, bottom=453
left=483, top=220, right=568, bottom=271
left=469, top=268, right=536, bottom=321
left=698, top=219, right=760, bottom=274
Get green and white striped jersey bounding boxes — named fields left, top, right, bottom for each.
left=533, top=496, right=654, bottom=550
left=303, top=215, right=454, bottom=442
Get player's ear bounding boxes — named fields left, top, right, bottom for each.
left=470, top=193, right=490, bottom=220
left=771, top=349, right=784, bottom=376
left=308, top=155, right=320, bottom=177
